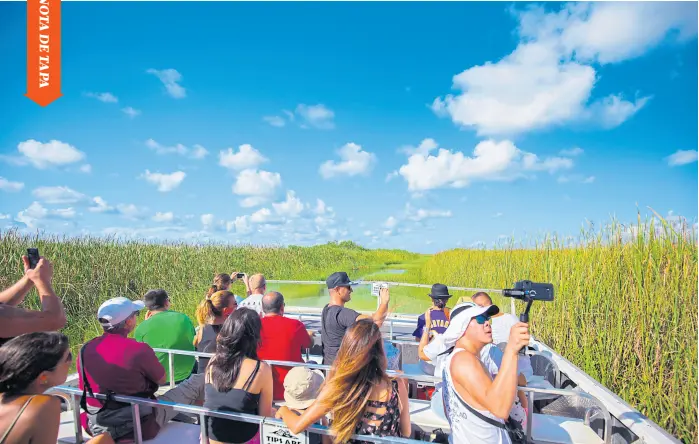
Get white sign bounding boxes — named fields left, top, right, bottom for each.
left=262, top=421, right=308, bottom=444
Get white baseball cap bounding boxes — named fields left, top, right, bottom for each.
left=97, top=297, right=145, bottom=328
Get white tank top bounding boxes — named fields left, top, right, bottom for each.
left=442, top=348, right=511, bottom=444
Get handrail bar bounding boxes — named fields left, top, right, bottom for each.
left=151, top=347, right=442, bottom=385
left=50, top=385, right=429, bottom=444
left=267, top=279, right=505, bottom=294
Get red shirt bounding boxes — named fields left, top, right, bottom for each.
left=258, top=315, right=312, bottom=400
left=77, top=332, right=165, bottom=439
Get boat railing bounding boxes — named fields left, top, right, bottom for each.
left=50, top=385, right=425, bottom=444
left=151, top=347, right=613, bottom=443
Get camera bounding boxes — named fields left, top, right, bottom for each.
left=503, top=280, right=554, bottom=302
left=503, top=280, right=554, bottom=354
left=236, top=273, right=245, bottom=279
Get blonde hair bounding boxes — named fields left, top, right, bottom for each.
left=205, top=273, right=232, bottom=299
left=319, top=319, right=389, bottom=443
left=196, top=290, right=236, bottom=325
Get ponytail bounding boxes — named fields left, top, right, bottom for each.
left=205, top=285, right=219, bottom=299
left=433, top=298, right=446, bottom=309
left=196, top=290, right=235, bottom=325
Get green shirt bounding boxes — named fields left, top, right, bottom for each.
left=134, top=310, right=196, bottom=383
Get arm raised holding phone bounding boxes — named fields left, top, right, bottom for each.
left=0, top=253, right=67, bottom=340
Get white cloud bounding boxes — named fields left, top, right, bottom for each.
left=200, top=214, right=220, bottom=231
left=559, top=147, right=584, bottom=157
left=0, top=177, right=24, bottom=192
left=240, top=196, right=268, bottom=208
left=399, top=138, right=439, bottom=156
left=142, top=170, right=186, bottom=192
left=15, top=202, right=75, bottom=228
left=116, top=203, right=148, bottom=220
left=250, top=208, right=277, bottom=224
left=666, top=149, right=698, bottom=166
left=219, top=144, right=268, bottom=170
left=398, top=139, right=574, bottom=191
left=384, top=216, right=398, bottom=229
left=79, top=164, right=92, bottom=173
left=405, top=205, right=452, bottom=222
left=583, top=176, right=595, bottom=184
left=89, top=197, right=115, bottom=213
left=232, top=169, right=281, bottom=200
left=263, top=116, right=286, bottom=127
left=32, top=186, right=87, bottom=204
left=9, top=140, right=86, bottom=169
left=146, top=139, right=208, bottom=160
left=227, top=215, right=253, bottom=234
left=493, top=212, right=504, bottom=218
left=147, top=68, right=186, bottom=98
left=85, top=92, right=118, bottom=103
left=272, top=191, right=305, bottom=218
left=319, top=143, right=376, bottom=179
left=152, top=212, right=174, bottom=223
left=432, top=2, right=694, bottom=136
left=122, top=107, right=141, bottom=118
left=296, top=104, right=335, bottom=129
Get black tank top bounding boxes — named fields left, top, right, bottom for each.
left=204, top=360, right=262, bottom=443
left=196, top=324, right=221, bottom=374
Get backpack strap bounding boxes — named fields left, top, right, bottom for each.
left=453, top=391, right=506, bottom=430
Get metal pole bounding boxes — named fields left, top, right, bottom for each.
left=72, top=394, right=82, bottom=443
left=168, top=351, right=175, bottom=388
left=200, top=413, right=209, bottom=444
left=526, top=390, right=534, bottom=442
left=131, top=403, right=143, bottom=444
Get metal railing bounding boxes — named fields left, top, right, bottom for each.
left=152, top=348, right=611, bottom=443
left=153, top=347, right=442, bottom=387
left=51, top=385, right=426, bottom=444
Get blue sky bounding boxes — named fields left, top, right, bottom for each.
left=0, top=2, right=697, bottom=253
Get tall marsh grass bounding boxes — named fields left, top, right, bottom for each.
left=0, top=215, right=694, bottom=442
left=391, top=217, right=697, bottom=443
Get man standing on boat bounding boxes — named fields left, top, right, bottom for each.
left=320, top=271, right=390, bottom=366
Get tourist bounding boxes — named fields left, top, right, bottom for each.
left=204, top=308, right=273, bottom=444
left=78, top=296, right=164, bottom=440
left=238, top=274, right=266, bottom=316
left=441, top=303, right=530, bottom=443
left=79, top=296, right=207, bottom=440
left=320, top=271, right=390, bottom=366
left=207, top=272, right=251, bottom=304
left=0, top=332, right=112, bottom=443
left=280, top=366, right=329, bottom=444
left=472, top=292, right=534, bottom=383
left=194, top=290, right=238, bottom=373
left=277, top=319, right=411, bottom=442
left=0, top=255, right=66, bottom=346
left=134, top=289, right=196, bottom=385
left=412, top=283, right=452, bottom=341
left=257, top=291, right=312, bottom=400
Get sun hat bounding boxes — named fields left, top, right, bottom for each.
left=283, top=366, right=325, bottom=410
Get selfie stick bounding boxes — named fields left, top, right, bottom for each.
left=502, top=287, right=536, bottom=355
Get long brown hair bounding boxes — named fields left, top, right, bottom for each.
left=205, top=273, right=232, bottom=299
left=196, top=290, right=235, bottom=325
left=319, top=319, right=389, bottom=443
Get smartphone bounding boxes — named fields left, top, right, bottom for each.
left=236, top=273, right=245, bottom=279
left=27, top=248, right=40, bottom=269
left=371, top=282, right=388, bottom=297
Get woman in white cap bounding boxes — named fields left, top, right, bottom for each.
left=437, top=302, right=530, bottom=443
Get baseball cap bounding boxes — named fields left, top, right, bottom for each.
left=326, top=271, right=358, bottom=289
left=98, top=297, right=145, bottom=328
left=283, top=367, right=325, bottom=410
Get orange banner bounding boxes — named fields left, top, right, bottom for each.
left=26, top=0, right=62, bottom=106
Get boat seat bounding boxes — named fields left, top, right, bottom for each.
left=57, top=411, right=201, bottom=444
left=531, top=414, right=603, bottom=444
left=407, top=399, right=450, bottom=434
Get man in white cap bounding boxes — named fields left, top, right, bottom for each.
left=436, top=302, right=530, bottom=443
left=79, top=297, right=207, bottom=440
